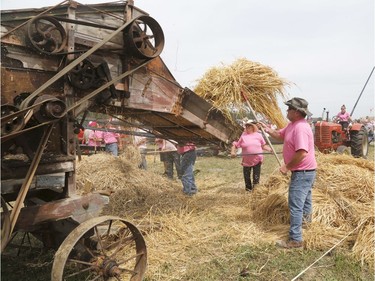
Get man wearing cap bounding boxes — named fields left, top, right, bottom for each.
left=261, top=97, right=317, bottom=249
left=103, top=123, right=121, bottom=156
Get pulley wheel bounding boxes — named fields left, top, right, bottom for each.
left=68, top=59, right=97, bottom=90
left=27, top=16, right=67, bottom=54
left=32, top=95, right=67, bottom=123
left=124, top=16, right=164, bottom=59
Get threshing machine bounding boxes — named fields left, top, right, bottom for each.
left=0, top=1, right=242, bottom=280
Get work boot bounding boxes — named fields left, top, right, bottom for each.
left=276, top=239, right=303, bottom=249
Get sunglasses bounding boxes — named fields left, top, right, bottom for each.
left=287, top=106, right=296, bottom=111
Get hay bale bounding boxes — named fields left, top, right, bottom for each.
left=251, top=189, right=289, bottom=225
left=250, top=152, right=374, bottom=267
left=304, top=222, right=354, bottom=250
left=351, top=217, right=375, bottom=266
left=194, top=58, right=289, bottom=128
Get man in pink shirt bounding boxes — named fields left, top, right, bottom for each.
left=103, top=124, right=121, bottom=156
left=262, top=97, right=317, bottom=249
left=177, top=142, right=197, bottom=196
left=155, top=138, right=181, bottom=179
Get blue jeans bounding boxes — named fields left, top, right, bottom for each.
left=180, top=150, right=197, bottom=195
left=138, top=148, right=147, bottom=170
left=105, top=143, right=118, bottom=156
left=288, top=170, right=316, bottom=241
left=164, top=151, right=182, bottom=179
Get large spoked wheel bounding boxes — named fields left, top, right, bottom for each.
left=27, top=16, right=67, bottom=54
left=124, top=16, right=164, bottom=58
left=52, top=216, right=147, bottom=281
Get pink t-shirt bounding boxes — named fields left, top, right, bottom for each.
left=103, top=131, right=119, bottom=144
left=177, top=143, right=196, bottom=154
left=88, top=130, right=103, bottom=146
left=233, top=132, right=266, bottom=167
left=279, top=119, right=317, bottom=171
left=336, top=111, right=350, bottom=122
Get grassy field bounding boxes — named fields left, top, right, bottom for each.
left=1, top=144, right=374, bottom=280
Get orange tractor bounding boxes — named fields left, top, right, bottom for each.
left=314, top=109, right=369, bottom=158
left=314, top=67, right=373, bottom=159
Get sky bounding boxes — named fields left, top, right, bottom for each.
left=1, top=0, right=374, bottom=119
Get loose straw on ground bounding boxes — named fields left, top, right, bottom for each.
left=291, top=221, right=365, bottom=281
left=76, top=151, right=374, bottom=279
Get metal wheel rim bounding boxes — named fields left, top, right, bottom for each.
left=51, top=216, right=147, bottom=281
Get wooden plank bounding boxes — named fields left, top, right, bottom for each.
left=1, top=160, right=74, bottom=180
left=14, top=193, right=109, bottom=232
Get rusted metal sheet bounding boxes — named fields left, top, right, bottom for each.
left=1, top=68, right=63, bottom=104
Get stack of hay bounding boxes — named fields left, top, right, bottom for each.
left=250, top=153, right=374, bottom=267
left=194, top=58, right=289, bottom=128
left=76, top=147, right=184, bottom=215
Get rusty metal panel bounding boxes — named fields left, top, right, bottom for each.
left=1, top=68, right=63, bottom=104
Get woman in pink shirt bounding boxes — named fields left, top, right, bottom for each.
left=231, top=120, right=271, bottom=191
left=334, top=104, right=352, bottom=130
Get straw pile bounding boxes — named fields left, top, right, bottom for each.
left=76, top=150, right=374, bottom=279
left=76, top=146, right=143, bottom=194
left=250, top=152, right=374, bottom=266
left=194, top=58, right=289, bottom=128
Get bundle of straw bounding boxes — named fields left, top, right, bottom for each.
left=194, top=58, right=289, bottom=128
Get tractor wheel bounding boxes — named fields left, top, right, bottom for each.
left=350, top=127, right=368, bottom=158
